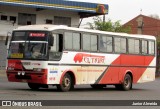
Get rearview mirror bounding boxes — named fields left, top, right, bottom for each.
left=5, top=32, right=11, bottom=45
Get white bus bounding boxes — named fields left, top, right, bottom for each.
left=5, top=25, right=156, bottom=91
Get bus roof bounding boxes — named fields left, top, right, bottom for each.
left=14, top=24, right=156, bottom=40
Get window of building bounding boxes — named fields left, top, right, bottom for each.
left=99, top=35, right=113, bottom=52
left=128, top=39, right=140, bottom=54
left=18, top=13, right=36, bottom=25
left=46, top=19, right=53, bottom=24
left=148, top=41, right=155, bottom=55
left=54, top=16, right=71, bottom=26
left=114, top=37, right=126, bottom=53
left=142, top=40, right=148, bottom=54
left=64, top=32, right=80, bottom=50
left=1, top=15, right=7, bottom=20
left=10, top=16, right=16, bottom=23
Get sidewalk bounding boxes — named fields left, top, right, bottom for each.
left=0, top=70, right=6, bottom=77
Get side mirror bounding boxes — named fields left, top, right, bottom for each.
left=5, top=36, right=8, bottom=45
left=5, top=32, right=11, bottom=46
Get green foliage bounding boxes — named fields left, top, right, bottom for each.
left=87, top=17, right=131, bottom=33
left=157, top=41, right=160, bottom=48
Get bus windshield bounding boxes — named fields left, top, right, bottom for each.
left=8, top=31, right=49, bottom=60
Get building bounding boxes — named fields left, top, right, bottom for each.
left=124, top=14, right=160, bottom=76
left=0, top=0, right=108, bottom=69
left=123, top=14, right=160, bottom=38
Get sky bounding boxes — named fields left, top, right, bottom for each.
left=66, top=0, right=160, bottom=26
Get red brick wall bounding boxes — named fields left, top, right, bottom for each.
left=124, top=15, right=160, bottom=37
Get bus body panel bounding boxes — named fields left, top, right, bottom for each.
left=47, top=51, right=120, bottom=84
left=137, top=57, right=156, bottom=83
left=5, top=25, right=156, bottom=90
left=7, top=51, right=155, bottom=85
left=7, top=60, right=48, bottom=84
left=98, top=54, right=155, bottom=84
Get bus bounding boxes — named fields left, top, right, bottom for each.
left=5, top=25, right=156, bottom=92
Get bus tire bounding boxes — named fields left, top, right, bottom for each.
left=121, top=74, right=132, bottom=91
left=57, top=73, right=74, bottom=92
left=28, top=83, right=40, bottom=90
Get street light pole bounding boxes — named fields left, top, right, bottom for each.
left=103, top=14, right=105, bottom=23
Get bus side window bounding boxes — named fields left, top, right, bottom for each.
left=49, top=34, right=57, bottom=52
left=59, top=34, right=63, bottom=52
left=142, top=40, right=148, bottom=54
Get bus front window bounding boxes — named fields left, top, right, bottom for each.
left=8, top=42, right=25, bottom=59
left=25, top=42, right=47, bottom=59
left=8, top=31, right=63, bottom=60
left=8, top=31, right=48, bottom=60
left=8, top=41, right=47, bottom=60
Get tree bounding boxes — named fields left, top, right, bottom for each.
left=87, top=17, right=131, bottom=33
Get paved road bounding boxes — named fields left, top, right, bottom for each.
left=0, top=73, right=160, bottom=109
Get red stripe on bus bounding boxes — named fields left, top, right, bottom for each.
left=8, top=60, right=23, bottom=70
left=99, top=55, right=154, bottom=84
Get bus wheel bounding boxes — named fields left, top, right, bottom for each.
left=121, top=74, right=132, bottom=91
left=90, top=84, right=106, bottom=89
left=57, top=73, right=73, bottom=92
left=28, top=83, right=40, bottom=90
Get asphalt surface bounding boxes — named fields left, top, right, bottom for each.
left=0, top=71, right=160, bottom=109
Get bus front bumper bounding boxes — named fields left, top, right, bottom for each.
left=6, top=70, right=48, bottom=84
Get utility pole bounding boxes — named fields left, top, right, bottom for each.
left=103, top=14, right=105, bottom=23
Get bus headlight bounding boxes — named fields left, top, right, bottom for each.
left=18, top=71, right=21, bottom=75
left=22, top=71, right=25, bottom=75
